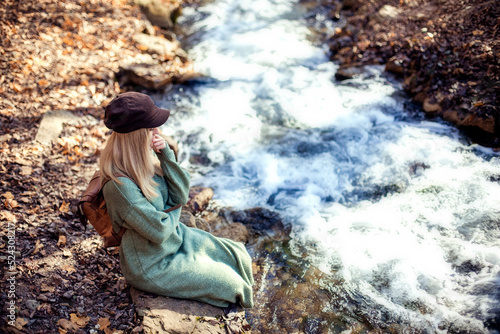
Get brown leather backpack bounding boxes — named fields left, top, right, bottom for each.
left=78, top=171, right=126, bottom=248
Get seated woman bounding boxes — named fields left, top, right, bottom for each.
left=99, top=92, right=254, bottom=309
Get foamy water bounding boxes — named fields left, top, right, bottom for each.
left=158, top=0, right=500, bottom=332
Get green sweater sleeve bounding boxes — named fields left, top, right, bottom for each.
left=156, top=146, right=191, bottom=206
left=104, top=179, right=182, bottom=245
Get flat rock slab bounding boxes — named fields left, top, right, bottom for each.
left=131, top=288, right=251, bottom=334
left=35, top=110, right=79, bottom=145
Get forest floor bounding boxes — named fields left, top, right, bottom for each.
left=0, top=0, right=499, bottom=333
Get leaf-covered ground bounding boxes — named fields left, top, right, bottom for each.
left=0, top=0, right=188, bottom=332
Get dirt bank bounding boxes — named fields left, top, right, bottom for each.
left=322, top=0, right=499, bottom=147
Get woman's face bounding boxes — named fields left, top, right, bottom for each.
left=149, top=127, right=160, bottom=150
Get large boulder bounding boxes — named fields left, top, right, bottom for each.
left=131, top=288, right=251, bottom=334
left=186, top=187, right=214, bottom=213
left=132, top=33, right=182, bottom=59
left=213, top=222, right=249, bottom=244
left=443, top=110, right=496, bottom=134
left=226, top=207, right=291, bottom=245
left=118, top=54, right=173, bottom=90
left=132, top=0, right=181, bottom=29
left=35, top=110, right=80, bottom=145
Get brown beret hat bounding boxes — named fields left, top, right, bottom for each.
left=104, top=92, right=170, bottom=133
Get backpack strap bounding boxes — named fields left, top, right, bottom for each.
left=164, top=203, right=182, bottom=213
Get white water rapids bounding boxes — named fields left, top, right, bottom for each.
left=157, top=0, right=500, bottom=332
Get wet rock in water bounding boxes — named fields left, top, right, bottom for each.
left=423, top=98, right=442, bottom=113
left=228, top=207, right=287, bottom=233
left=179, top=210, right=196, bottom=228
left=213, top=222, right=249, bottom=244
left=226, top=207, right=291, bottom=249
left=229, top=207, right=281, bottom=230
left=443, top=109, right=496, bottom=134
left=385, top=56, right=405, bottom=76
left=186, top=187, right=214, bottom=213
left=409, top=162, right=430, bottom=176
left=180, top=209, right=211, bottom=232
left=335, top=66, right=366, bottom=81
left=131, top=288, right=250, bottom=334
left=329, top=35, right=354, bottom=55
left=249, top=257, right=352, bottom=333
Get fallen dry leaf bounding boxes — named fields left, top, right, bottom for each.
left=15, top=156, right=31, bottom=166
left=41, top=283, right=56, bottom=293
left=57, top=318, right=79, bottom=332
left=4, top=199, right=19, bottom=210
left=59, top=201, right=71, bottom=213
left=38, top=79, right=49, bottom=87
left=57, top=235, right=67, bottom=247
left=98, top=317, right=111, bottom=331
left=20, top=166, right=33, bottom=175
left=12, top=317, right=28, bottom=330
left=32, top=239, right=44, bottom=255
left=70, top=313, right=90, bottom=327
left=1, top=210, right=17, bottom=223
left=61, top=264, right=76, bottom=273
left=3, top=192, right=14, bottom=200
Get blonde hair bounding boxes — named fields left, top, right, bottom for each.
left=99, top=128, right=163, bottom=201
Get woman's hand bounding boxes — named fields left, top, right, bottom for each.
left=151, top=129, right=166, bottom=153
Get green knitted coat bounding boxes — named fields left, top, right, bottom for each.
left=102, top=146, right=254, bottom=308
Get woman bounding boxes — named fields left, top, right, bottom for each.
left=99, top=92, right=254, bottom=309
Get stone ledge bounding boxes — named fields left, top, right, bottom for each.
left=131, top=288, right=251, bottom=334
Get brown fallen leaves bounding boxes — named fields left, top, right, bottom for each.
left=323, top=0, right=499, bottom=146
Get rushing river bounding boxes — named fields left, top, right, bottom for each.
left=156, top=0, right=500, bottom=332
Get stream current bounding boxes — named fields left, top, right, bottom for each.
left=156, top=0, right=500, bottom=332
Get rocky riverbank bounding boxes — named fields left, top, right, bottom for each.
left=307, top=0, right=499, bottom=147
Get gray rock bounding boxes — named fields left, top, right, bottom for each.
left=371, top=5, right=401, bottom=23
left=186, top=187, right=214, bottom=213
left=335, top=66, right=366, bottom=81
left=132, top=33, right=180, bottom=57
left=131, top=288, right=250, bottom=334
left=213, top=223, right=249, bottom=244
left=385, top=56, right=405, bottom=75
left=132, top=0, right=179, bottom=29
left=118, top=54, right=172, bottom=90
left=179, top=210, right=196, bottom=228
left=35, top=110, right=79, bottom=145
